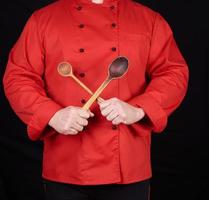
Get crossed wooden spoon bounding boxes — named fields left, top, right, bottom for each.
left=57, top=56, right=129, bottom=110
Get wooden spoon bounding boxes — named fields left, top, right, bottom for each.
left=57, top=62, right=104, bottom=103
left=82, top=56, right=129, bottom=110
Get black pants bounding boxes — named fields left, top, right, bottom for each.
left=43, top=179, right=150, bottom=200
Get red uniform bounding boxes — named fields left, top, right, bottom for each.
left=3, top=0, right=189, bottom=185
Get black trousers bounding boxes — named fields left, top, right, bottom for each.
left=43, top=179, right=150, bottom=200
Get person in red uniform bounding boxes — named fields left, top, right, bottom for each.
left=3, top=0, right=189, bottom=199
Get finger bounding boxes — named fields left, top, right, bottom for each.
left=118, top=109, right=126, bottom=121
left=106, top=111, right=119, bottom=121
left=72, top=122, right=84, bottom=132
left=101, top=105, right=115, bottom=117
left=89, top=111, right=95, bottom=117
left=78, top=109, right=91, bottom=119
left=63, top=128, right=78, bottom=135
left=99, top=100, right=113, bottom=109
left=77, top=118, right=88, bottom=126
left=112, top=116, right=123, bottom=125
left=96, top=97, right=104, bottom=104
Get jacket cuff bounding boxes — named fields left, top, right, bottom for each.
left=27, top=101, right=62, bottom=140
left=127, top=93, right=167, bottom=133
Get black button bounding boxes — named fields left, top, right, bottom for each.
left=81, top=99, right=86, bottom=104
left=77, top=6, right=82, bottom=10
left=112, top=125, right=118, bottom=130
left=111, top=47, right=117, bottom=52
left=79, top=72, right=85, bottom=78
left=79, top=48, right=85, bottom=53
left=111, top=23, right=117, bottom=28
left=79, top=24, right=85, bottom=28
left=110, top=5, right=115, bottom=10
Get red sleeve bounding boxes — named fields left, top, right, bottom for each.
left=3, top=13, right=62, bottom=141
left=128, top=13, right=189, bottom=133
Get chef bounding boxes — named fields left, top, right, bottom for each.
left=3, top=0, right=189, bottom=199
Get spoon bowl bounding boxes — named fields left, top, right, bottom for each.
left=57, top=62, right=72, bottom=77
left=108, top=56, right=129, bottom=78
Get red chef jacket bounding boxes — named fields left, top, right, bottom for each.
left=3, top=0, right=189, bottom=185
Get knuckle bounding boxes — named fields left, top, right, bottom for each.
left=60, top=130, right=68, bottom=135
left=71, top=107, right=77, bottom=113
left=69, top=132, right=76, bottom=135
left=82, top=112, right=89, bottom=119
left=68, top=107, right=73, bottom=112
left=70, top=129, right=78, bottom=135
left=76, top=125, right=82, bottom=131
left=101, top=111, right=106, bottom=116
left=63, top=124, right=69, bottom=131
left=121, top=113, right=126, bottom=119
left=117, top=103, right=122, bottom=108
left=107, top=117, right=112, bottom=121
left=113, top=101, right=119, bottom=106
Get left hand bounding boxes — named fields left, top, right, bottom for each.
left=99, top=98, right=145, bottom=125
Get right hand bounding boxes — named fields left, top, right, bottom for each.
left=48, top=106, right=94, bottom=135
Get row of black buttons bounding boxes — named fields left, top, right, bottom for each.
left=76, top=4, right=117, bottom=54
left=76, top=5, right=115, bottom=11
left=77, top=23, right=117, bottom=52
left=77, top=22, right=117, bottom=52
left=78, top=47, right=117, bottom=53
left=75, top=4, right=118, bottom=131
left=78, top=23, right=116, bottom=29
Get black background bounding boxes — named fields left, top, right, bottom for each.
left=0, top=0, right=208, bottom=200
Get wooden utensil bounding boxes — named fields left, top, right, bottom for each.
left=82, top=56, right=129, bottom=110
left=57, top=62, right=104, bottom=103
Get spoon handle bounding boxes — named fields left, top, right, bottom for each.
left=82, top=78, right=111, bottom=110
left=71, top=74, right=104, bottom=103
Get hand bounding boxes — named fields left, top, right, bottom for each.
left=48, top=106, right=94, bottom=135
left=99, top=98, right=145, bottom=125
